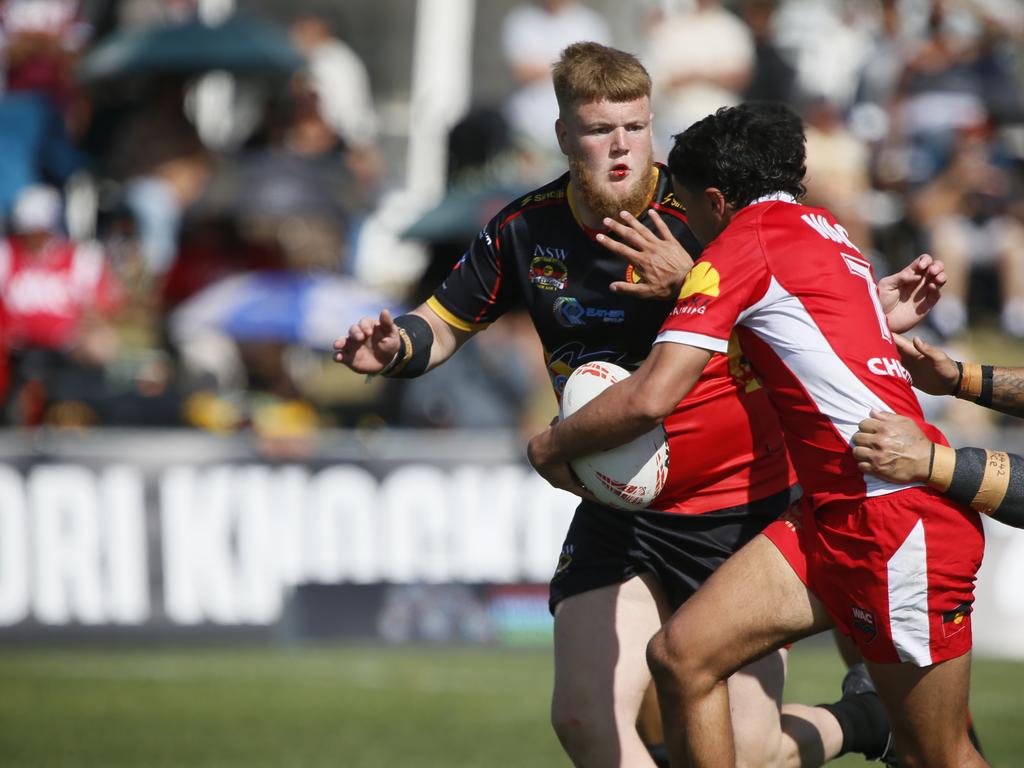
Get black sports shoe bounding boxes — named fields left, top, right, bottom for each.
left=841, top=664, right=898, bottom=765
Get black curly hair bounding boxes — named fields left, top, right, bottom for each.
left=667, top=102, right=807, bottom=209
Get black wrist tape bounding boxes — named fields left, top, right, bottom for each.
left=383, top=314, right=434, bottom=378
left=953, top=361, right=964, bottom=396
left=993, top=452, right=1024, bottom=528
left=942, top=447, right=1019, bottom=518
left=978, top=365, right=994, bottom=408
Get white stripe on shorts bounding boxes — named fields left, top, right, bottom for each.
left=887, top=519, right=932, bottom=666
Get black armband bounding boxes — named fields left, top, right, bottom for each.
left=379, top=314, right=434, bottom=379
left=955, top=363, right=994, bottom=405
left=978, top=365, right=994, bottom=408
left=929, top=445, right=1024, bottom=528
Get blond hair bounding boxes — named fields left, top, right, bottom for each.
left=552, top=42, right=652, bottom=115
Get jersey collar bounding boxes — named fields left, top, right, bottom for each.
left=746, top=191, right=797, bottom=207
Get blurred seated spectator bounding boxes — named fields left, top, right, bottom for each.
left=645, top=0, right=753, bottom=155
left=500, top=0, right=610, bottom=163
left=889, top=0, right=1020, bottom=185
left=289, top=14, right=383, bottom=210
left=0, top=184, right=122, bottom=424
left=0, top=91, right=82, bottom=214
left=105, top=81, right=212, bottom=277
left=802, top=96, right=874, bottom=257
left=740, top=0, right=797, bottom=105
left=0, top=0, right=93, bottom=124
left=909, top=126, right=1024, bottom=339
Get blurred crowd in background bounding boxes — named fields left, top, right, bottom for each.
left=1, top=0, right=1023, bottom=452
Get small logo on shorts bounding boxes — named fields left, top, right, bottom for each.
left=942, top=601, right=972, bottom=639
left=552, top=545, right=575, bottom=580
left=778, top=503, right=803, bottom=531
left=852, top=605, right=877, bottom=643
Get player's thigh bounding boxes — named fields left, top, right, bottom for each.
left=729, top=648, right=788, bottom=765
left=553, top=572, right=670, bottom=718
left=867, top=653, right=983, bottom=767
left=653, top=534, right=832, bottom=683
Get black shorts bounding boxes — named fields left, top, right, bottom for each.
left=548, top=487, right=796, bottom=614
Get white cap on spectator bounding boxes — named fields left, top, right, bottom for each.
left=11, top=184, right=62, bottom=234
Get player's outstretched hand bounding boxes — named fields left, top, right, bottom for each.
left=878, top=254, right=947, bottom=333
left=333, top=309, right=401, bottom=374
left=852, top=410, right=932, bottom=483
left=600, top=209, right=694, bottom=300
left=893, top=334, right=960, bottom=395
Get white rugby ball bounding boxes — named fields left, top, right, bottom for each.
left=560, top=361, right=669, bottom=512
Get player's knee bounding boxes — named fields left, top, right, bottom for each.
left=646, top=625, right=707, bottom=697
left=550, top=690, right=611, bottom=759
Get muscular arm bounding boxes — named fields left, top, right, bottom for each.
left=989, top=367, right=1024, bottom=418
left=852, top=411, right=1024, bottom=528
left=527, top=342, right=711, bottom=490
left=894, top=334, right=1024, bottom=417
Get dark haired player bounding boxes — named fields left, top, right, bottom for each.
left=529, top=102, right=988, bottom=767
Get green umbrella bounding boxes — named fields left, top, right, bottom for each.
left=402, top=181, right=533, bottom=243
left=78, top=15, right=303, bottom=82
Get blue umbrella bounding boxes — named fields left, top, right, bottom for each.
left=169, top=271, right=403, bottom=350
left=78, top=15, right=303, bottom=82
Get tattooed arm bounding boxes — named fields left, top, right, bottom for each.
left=990, top=367, right=1024, bottom=418
left=894, top=335, right=1024, bottom=417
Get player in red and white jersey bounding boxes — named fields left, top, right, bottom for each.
left=528, top=103, right=987, bottom=767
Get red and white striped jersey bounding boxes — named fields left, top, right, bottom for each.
left=656, top=196, right=945, bottom=509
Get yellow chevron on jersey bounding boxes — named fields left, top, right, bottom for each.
left=679, top=262, right=721, bottom=300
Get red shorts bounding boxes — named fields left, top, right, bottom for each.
left=764, top=487, right=985, bottom=666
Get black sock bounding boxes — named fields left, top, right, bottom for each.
left=819, top=691, right=889, bottom=759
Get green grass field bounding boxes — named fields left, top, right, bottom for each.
left=1, top=641, right=1021, bottom=766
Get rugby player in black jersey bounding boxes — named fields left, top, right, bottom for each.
left=336, top=43, right=930, bottom=767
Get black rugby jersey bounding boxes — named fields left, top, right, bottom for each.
left=427, top=164, right=793, bottom=514
left=427, top=164, right=701, bottom=397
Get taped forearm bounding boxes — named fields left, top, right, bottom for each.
left=955, top=363, right=1024, bottom=418
left=928, top=445, right=1024, bottom=528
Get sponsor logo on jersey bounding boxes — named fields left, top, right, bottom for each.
left=671, top=261, right=721, bottom=315
left=942, top=601, right=972, bottom=639
left=801, top=213, right=861, bottom=253
left=553, top=297, right=626, bottom=328
left=530, top=255, right=568, bottom=291
left=478, top=229, right=493, bottom=247
left=521, top=188, right=566, bottom=207
left=659, top=191, right=685, bottom=210
left=534, top=243, right=568, bottom=261
left=867, top=357, right=912, bottom=383
left=851, top=605, right=877, bottom=642
left=544, top=343, right=629, bottom=397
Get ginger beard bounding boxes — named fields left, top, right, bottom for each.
left=570, top=154, right=655, bottom=223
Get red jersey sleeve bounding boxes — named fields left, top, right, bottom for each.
left=654, top=230, right=770, bottom=353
